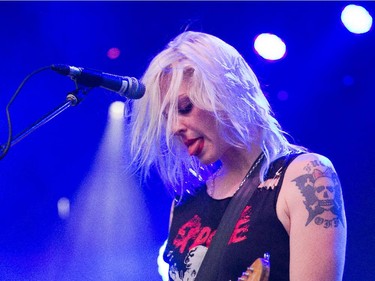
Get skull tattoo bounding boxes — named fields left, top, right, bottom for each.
left=293, top=167, right=344, bottom=227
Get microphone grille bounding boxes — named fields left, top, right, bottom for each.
left=125, top=77, right=146, bottom=99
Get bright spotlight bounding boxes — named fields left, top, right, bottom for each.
left=341, top=4, right=373, bottom=34
left=109, top=101, right=125, bottom=120
left=254, top=33, right=286, bottom=61
left=57, top=197, right=70, bottom=219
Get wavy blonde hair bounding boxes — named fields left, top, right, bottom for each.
left=127, top=31, right=305, bottom=195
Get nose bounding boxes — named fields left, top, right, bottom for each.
left=171, top=116, right=186, bottom=136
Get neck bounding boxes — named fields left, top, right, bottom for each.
left=221, top=143, right=262, bottom=175
left=209, top=144, right=263, bottom=199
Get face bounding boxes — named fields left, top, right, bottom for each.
left=165, top=83, right=231, bottom=165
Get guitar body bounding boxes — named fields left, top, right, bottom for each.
left=237, top=254, right=270, bottom=281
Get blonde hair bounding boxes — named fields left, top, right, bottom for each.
left=127, top=31, right=305, bottom=196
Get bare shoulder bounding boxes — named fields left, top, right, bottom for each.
left=287, top=152, right=335, bottom=175
left=279, top=152, right=346, bottom=229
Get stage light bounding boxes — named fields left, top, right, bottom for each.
left=341, top=4, right=373, bottom=34
left=59, top=106, right=157, bottom=279
left=342, top=75, right=354, bottom=86
left=107, top=47, right=121, bottom=59
left=57, top=197, right=70, bottom=219
left=277, top=90, right=289, bottom=101
left=254, top=33, right=286, bottom=61
left=109, top=101, right=125, bottom=120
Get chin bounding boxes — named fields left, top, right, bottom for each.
left=197, top=153, right=217, bottom=166
left=199, top=159, right=212, bottom=165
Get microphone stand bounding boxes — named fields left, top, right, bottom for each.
left=0, top=88, right=88, bottom=157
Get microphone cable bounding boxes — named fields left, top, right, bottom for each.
left=0, top=66, right=53, bottom=160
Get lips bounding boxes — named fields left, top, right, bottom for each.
left=185, top=138, right=204, bottom=156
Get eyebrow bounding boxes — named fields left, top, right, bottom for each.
left=177, top=95, right=190, bottom=104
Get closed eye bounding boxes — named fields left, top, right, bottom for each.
left=178, top=102, right=193, bottom=115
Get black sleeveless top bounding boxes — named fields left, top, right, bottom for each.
left=164, top=154, right=300, bottom=281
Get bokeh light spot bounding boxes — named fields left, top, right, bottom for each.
left=57, top=197, right=70, bottom=219
left=107, top=47, right=121, bottom=59
left=341, top=4, right=373, bottom=34
left=342, top=75, right=354, bottom=86
left=277, top=90, right=289, bottom=101
left=109, top=101, right=125, bottom=120
left=254, top=33, right=286, bottom=61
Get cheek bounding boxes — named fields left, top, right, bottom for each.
left=199, top=116, right=227, bottom=151
left=196, top=111, right=218, bottom=131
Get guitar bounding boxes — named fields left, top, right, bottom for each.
left=237, top=253, right=270, bottom=281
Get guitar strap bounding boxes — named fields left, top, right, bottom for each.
left=194, top=152, right=264, bottom=281
left=194, top=152, right=298, bottom=281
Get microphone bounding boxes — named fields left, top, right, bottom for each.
left=51, top=64, right=145, bottom=99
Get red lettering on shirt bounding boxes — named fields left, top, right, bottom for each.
left=206, top=229, right=216, bottom=248
left=173, top=215, right=202, bottom=253
left=189, top=226, right=211, bottom=250
left=228, top=205, right=252, bottom=244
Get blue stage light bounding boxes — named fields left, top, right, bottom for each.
left=341, top=4, right=373, bottom=34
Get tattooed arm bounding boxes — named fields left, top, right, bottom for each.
left=277, top=153, right=347, bottom=281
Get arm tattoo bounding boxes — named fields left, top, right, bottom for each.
left=292, top=160, right=345, bottom=228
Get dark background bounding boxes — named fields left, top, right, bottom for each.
left=0, top=1, right=374, bottom=280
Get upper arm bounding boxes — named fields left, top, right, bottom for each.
left=278, top=153, right=347, bottom=281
